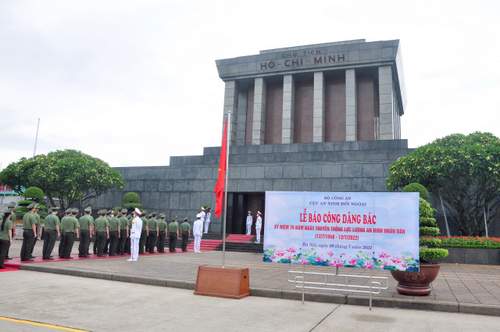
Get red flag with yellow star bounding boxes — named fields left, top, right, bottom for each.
left=214, top=118, right=228, bottom=218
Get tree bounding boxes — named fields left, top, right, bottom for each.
left=0, top=149, right=125, bottom=213
left=386, top=132, right=500, bottom=236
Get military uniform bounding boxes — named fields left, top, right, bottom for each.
left=20, top=204, right=37, bottom=261
left=108, top=214, right=120, bottom=256
left=42, top=208, right=60, bottom=259
left=246, top=212, right=253, bottom=235
left=157, top=214, right=167, bottom=253
left=4, top=202, right=16, bottom=260
left=255, top=212, right=262, bottom=243
left=148, top=213, right=158, bottom=253
left=94, top=210, right=109, bottom=256
left=128, top=209, right=142, bottom=261
left=58, top=210, right=71, bottom=257
left=118, top=209, right=129, bottom=255
left=0, top=210, right=13, bottom=268
left=180, top=218, right=191, bottom=251
left=60, top=209, right=80, bottom=259
left=139, top=211, right=148, bottom=254
left=31, top=206, right=41, bottom=258
left=78, top=208, right=94, bottom=258
left=168, top=217, right=179, bottom=252
left=193, top=215, right=203, bottom=253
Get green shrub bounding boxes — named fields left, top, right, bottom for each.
left=419, top=237, right=442, bottom=248
left=420, top=217, right=438, bottom=227
left=420, top=226, right=440, bottom=236
left=17, top=200, right=35, bottom=206
left=123, top=202, right=142, bottom=208
left=420, top=248, right=449, bottom=262
left=403, top=183, right=429, bottom=200
left=419, top=198, right=436, bottom=218
left=23, top=187, right=44, bottom=200
left=123, top=192, right=140, bottom=203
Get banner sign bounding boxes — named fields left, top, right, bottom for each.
left=263, top=191, right=420, bottom=272
left=0, top=184, right=18, bottom=195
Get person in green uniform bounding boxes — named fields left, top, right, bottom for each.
left=180, top=217, right=191, bottom=252
left=42, top=207, right=60, bottom=260
left=60, top=208, right=80, bottom=259
left=94, top=210, right=110, bottom=257
left=148, top=212, right=159, bottom=254
left=4, top=202, right=17, bottom=260
left=125, top=214, right=132, bottom=254
left=0, top=209, right=14, bottom=269
left=59, top=209, right=72, bottom=257
left=20, top=203, right=37, bottom=261
left=108, top=210, right=121, bottom=256
left=30, top=204, right=41, bottom=259
left=157, top=214, right=167, bottom=253
left=118, top=209, right=129, bottom=256
left=168, top=216, right=179, bottom=253
left=78, top=207, right=94, bottom=258
left=139, top=210, right=148, bottom=254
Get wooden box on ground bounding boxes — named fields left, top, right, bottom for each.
left=194, top=265, right=250, bottom=299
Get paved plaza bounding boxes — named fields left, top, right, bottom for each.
left=3, top=239, right=500, bottom=319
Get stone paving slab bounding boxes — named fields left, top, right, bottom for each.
left=10, top=243, right=500, bottom=317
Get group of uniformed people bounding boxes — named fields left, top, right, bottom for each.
left=1, top=202, right=219, bottom=265
left=5, top=204, right=201, bottom=262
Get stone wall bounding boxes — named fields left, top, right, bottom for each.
left=96, top=139, right=411, bottom=233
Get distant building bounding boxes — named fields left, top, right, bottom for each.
left=97, top=39, right=411, bottom=235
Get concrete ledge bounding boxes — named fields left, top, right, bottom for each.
left=460, top=303, right=500, bottom=316
left=250, top=287, right=283, bottom=299
left=19, top=264, right=499, bottom=317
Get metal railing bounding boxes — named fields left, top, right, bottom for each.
left=288, top=264, right=390, bottom=309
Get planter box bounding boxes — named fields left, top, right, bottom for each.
left=435, top=247, right=500, bottom=265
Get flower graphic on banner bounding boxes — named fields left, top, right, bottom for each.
left=263, top=245, right=419, bottom=271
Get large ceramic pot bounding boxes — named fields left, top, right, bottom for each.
left=390, top=263, right=441, bottom=296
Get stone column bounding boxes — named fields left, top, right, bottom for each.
left=282, top=75, right=295, bottom=144
left=252, top=77, right=266, bottom=145
left=222, top=81, right=238, bottom=144
left=313, top=72, right=325, bottom=143
left=236, top=90, right=248, bottom=146
left=379, top=66, right=394, bottom=140
left=345, top=69, right=357, bottom=141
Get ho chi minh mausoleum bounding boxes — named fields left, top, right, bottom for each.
left=96, top=39, right=411, bottom=235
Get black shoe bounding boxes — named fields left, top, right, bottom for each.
left=26, top=259, right=34, bottom=262
left=30, top=256, right=36, bottom=259
left=49, top=256, right=54, bottom=258
left=109, top=254, right=117, bottom=256
left=97, top=254, right=104, bottom=257
left=67, top=257, right=74, bottom=259
left=5, top=256, right=12, bottom=260
left=43, top=257, right=54, bottom=260
left=0, top=267, right=5, bottom=269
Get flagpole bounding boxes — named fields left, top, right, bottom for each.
left=222, top=111, right=231, bottom=268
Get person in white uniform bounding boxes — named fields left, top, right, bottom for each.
left=246, top=211, right=253, bottom=235
left=255, top=211, right=262, bottom=243
left=128, top=208, right=143, bottom=261
left=200, top=207, right=206, bottom=230
left=193, top=213, right=203, bottom=253
left=204, top=208, right=211, bottom=234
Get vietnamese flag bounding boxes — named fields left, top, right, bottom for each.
left=214, top=118, right=228, bottom=218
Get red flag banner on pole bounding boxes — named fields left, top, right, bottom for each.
left=214, top=118, right=228, bottom=218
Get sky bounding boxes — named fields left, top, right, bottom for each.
left=1, top=0, right=499, bottom=169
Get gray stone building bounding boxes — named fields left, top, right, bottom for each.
left=96, top=39, right=412, bottom=235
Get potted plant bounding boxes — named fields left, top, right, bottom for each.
left=390, top=183, right=449, bottom=295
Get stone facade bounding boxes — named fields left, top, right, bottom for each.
left=96, top=139, right=411, bottom=233
left=216, top=39, right=406, bottom=145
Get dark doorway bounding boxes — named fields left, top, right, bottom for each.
left=226, top=192, right=265, bottom=235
